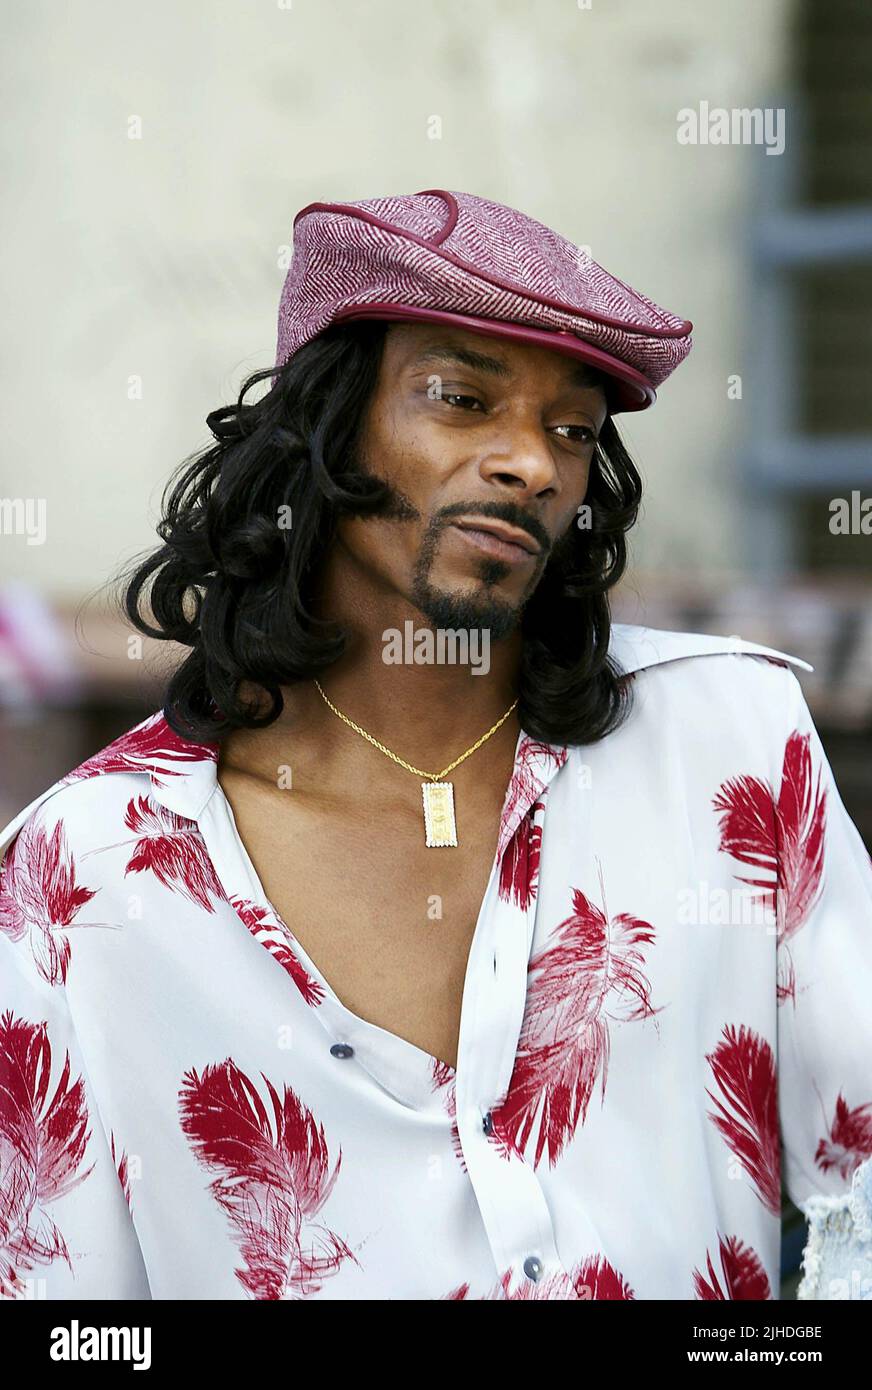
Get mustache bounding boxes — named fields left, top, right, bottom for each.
left=431, top=499, right=552, bottom=555
left=356, top=471, right=554, bottom=557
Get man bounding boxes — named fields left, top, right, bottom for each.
left=1, top=189, right=870, bottom=1301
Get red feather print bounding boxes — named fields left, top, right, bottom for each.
left=445, top=1257, right=634, bottom=1301
left=499, top=799, right=545, bottom=910
left=498, top=739, right=568, bottom=859
left=0, top=1012, right=94, bottom=1297
left=178, top=1058, right=356, bottom=1299
left=118, top=796, right=226, bottom=911
left=705, top=1024, right=780, bottom=1217
left=776, top=953, right=797, bottom=1008
left=63, top=712, right=218, bottom=788
left=712, top=730, right=827, bottom=1004
left=493, top=864, right=660, bottom=1169
left=110, top=1131, right=133, bottom=1212
left=445, top=1269, right=573, bottom=1300
left=693, top=1233, right=771, bottom=1300
left=431, top=1058, right=455, bottom=1089
left=711, top=773, right=779, bottom=906
left=506, top=740, right=567, bottom=815
left=230, top=897, right=325, bottom=1007
left=815, top=1092, right=872, bottom=1182
left=1, top=818, right=100, bottom=985
left=775, top=732, right=827, bottom=941
left=574, top=1254, right=636, bottom=1300
left=0, top=856, right=26, bottom=944
left=429, top=1059, right=467, bottom=1173
left=430, top=1063, right=514, bottom=1176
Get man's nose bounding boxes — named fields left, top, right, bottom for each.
left=477, top=422, right=559, bottom=496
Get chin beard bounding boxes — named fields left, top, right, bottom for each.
left=410, top=516, right=536, bottom=640
left=409, top=567, right=524, bottom=641
left=354, top=473, right=551, bottom=640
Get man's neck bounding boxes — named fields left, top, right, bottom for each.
left=219, top=584, right=524, bottom=799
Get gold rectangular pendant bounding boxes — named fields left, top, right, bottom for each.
left=422, top=781, right=458, bottom=847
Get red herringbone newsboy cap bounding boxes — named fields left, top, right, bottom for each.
left=274, top=188, right=693, bottom=413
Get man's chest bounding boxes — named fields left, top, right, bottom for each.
left=219, top=782, right=504, bottom=1072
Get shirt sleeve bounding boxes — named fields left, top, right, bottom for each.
left=0, top=802, right=152, bottom=1301
left=773, top=668, right=872, bottom=1300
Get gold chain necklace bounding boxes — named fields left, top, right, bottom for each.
left=313, top=679, right=519, bottom=848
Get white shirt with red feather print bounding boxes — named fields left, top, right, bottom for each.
left=1, top=622, right=871, bottom=1302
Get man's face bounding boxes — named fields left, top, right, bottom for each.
left=336, top=322, right=609, bottom=638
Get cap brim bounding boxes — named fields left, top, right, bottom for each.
left=331, top=302, right=656, bottom=412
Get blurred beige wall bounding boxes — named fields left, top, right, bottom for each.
left=1, top=0, right=793, bottom=601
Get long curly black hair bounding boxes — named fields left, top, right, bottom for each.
left=117, top=320, right=642, bottom=746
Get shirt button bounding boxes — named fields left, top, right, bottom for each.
left=523, top=1255, right=544, bottom=1282
left=482, top=1111, right=493, bottom=1135
left=330, top=1043, right=354, bottom=1059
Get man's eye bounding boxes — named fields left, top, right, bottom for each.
left=440, top=392, right=483, bottom=411
left=551, top=424, right=597, bottom=444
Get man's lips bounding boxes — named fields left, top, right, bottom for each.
left=449, top=517, right=543, bottom=564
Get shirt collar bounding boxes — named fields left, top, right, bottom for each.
left=136, top=713, right=569, bottom=852
left=70, top=710, right=220, bottom=821
left=136, top=622, right=810, bottom=828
